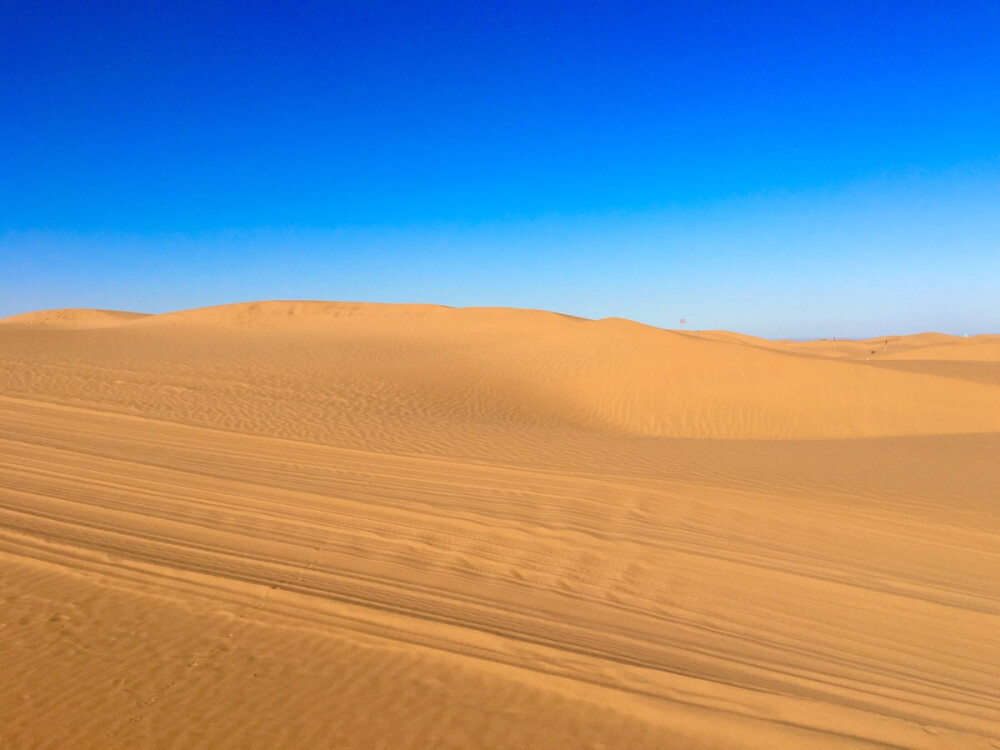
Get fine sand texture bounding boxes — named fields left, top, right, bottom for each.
left=2, top=301, right=998, bottom=749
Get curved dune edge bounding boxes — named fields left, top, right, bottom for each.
left=0, top=307, right=151, bottom=329
left=1, top=300, right=998, bottom=440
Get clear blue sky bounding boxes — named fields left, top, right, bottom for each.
left=2, top=1, right=998, bottom=337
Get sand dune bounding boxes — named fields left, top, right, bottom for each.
left=0, top=307, right=151, bottom=329
left=3, top=301, right=998, bottom=441
left=2, top=301, right=998, bottom=748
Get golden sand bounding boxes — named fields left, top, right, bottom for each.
left=2, top=302, right=998, bottom=748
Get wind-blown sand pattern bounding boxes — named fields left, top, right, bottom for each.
left=2, top=301, right=998, bottom=749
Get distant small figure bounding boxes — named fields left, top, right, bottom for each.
left=680, top=318, right=686, bottom=325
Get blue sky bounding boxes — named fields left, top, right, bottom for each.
left=2, top=1, right=998, bottom=337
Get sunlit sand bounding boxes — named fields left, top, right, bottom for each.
left=2, top=301, right=998, bottom=748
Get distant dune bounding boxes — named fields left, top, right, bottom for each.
left=2, top=301, right=998, bottom=749
left=2, top=301, right=997, bottom=440
left=0, top=307, right=151, bottom=329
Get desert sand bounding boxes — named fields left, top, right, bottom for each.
left=1, top=301, right=998, bottom=749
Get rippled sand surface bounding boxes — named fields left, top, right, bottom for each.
left=2, top=302, right=998, bottom=748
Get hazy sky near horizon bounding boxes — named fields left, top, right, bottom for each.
left=2, top=1, right=998, bottom=338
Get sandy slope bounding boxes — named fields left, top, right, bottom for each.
left=1, top=301, right=998, bottom=749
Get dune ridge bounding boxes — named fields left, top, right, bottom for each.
left=2, top=301, right=998, bottom=749
left=1, top=301, right=998, bottom=441
left=0, top=307, right=151, bottom=329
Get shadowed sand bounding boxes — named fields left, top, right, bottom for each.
left=2, top=301, right=998, bottom=748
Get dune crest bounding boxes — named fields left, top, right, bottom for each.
left=0, top=307, right=150, bottom=329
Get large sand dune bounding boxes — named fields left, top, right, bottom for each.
left=2, top=301, right=998, bottom=748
